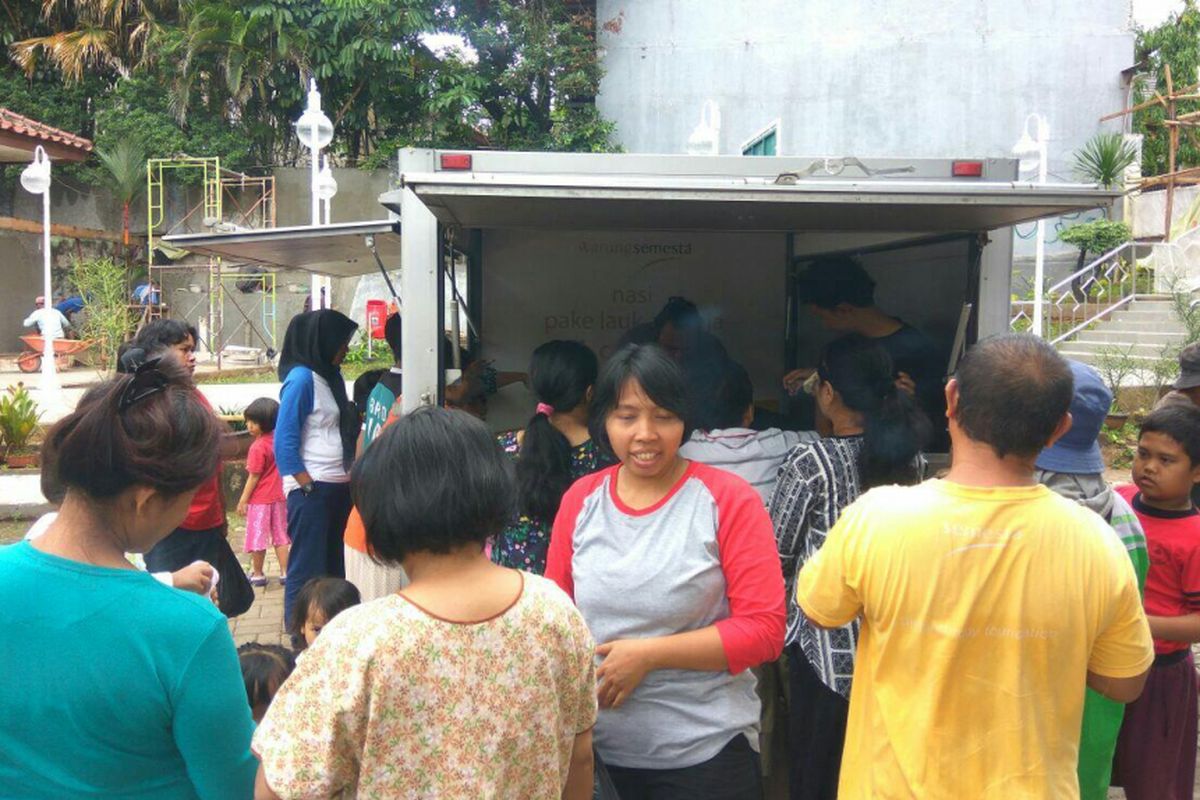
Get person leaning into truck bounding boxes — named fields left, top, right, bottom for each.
left=783, top=256, right=947, bottom=448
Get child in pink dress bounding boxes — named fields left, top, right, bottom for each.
left=236, top=398, right=289, bottom=586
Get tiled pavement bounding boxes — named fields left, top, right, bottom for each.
left=225, top=521, right=288, bottom=648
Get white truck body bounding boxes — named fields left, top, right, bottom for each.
left=168, top=149, right=1116, bottom=437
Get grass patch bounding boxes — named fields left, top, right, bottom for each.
left=195, top=358, right=394, bottom=386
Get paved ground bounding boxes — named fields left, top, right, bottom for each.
left=225, top=517, right=289, bottom=648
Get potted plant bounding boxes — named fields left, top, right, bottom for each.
left=1094, top=345, right=1137, bottom=429
left=0, top=384, right=42, bottom=468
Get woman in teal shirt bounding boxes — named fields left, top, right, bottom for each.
left=0, top=356, right=257, bottom=799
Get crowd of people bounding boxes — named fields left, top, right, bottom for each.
left=2, top=258, right=1200, bottom=799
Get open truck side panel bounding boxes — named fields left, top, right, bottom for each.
left=164, top=149, right=1112, bottom=444
left=384, top=149, right=1112, bottom=436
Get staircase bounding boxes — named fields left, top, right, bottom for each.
left=1056, top=296, right=1188, bottom=366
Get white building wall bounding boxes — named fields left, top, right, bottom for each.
left=595, top=0, right=1135, bottom=262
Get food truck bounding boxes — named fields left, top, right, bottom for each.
left=168, top=149, right=1116, bottom=446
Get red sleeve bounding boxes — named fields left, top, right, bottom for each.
left=699, top=465, right=787, bottom=674
left=1180, top=525, right=1200, bottom=613
left=245, top=439, right=267, bottom=476
left=545, top=469, right=612, bottom=601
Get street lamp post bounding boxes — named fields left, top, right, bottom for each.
left=295, top=79, right=334, bottom=309
left=1013, top=114, right=1050, bottom=338
left=318, top=155, right=338, bottom=226
left=20, top=145, right=58, bottom=397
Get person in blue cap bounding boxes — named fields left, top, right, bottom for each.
left=1035, top=358, right=1149, bottom=800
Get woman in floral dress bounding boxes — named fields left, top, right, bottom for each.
left=493, top=340, right=614, bottom=574
left=253, top=407, right=597, bottom=799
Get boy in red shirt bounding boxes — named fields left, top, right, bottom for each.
left=1114, top=403, right=1200, bottom=800
left=236, top=398, right=289, bottom=586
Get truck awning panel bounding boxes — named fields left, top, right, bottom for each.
left=162, top=220, right=400, bottom=277
left=382, top=173, right=1115, bottom=233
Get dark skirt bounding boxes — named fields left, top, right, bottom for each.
left=787, top=643, right=849, bottom=800
left=1112, top=649, right=1198, bottom=800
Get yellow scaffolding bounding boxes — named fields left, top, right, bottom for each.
left=145, top=156, right=277, bottom=367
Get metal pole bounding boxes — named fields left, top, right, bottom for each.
left=1032, top=125, right=1048, bottom=339
left=41, top=187, right=57, bottom=394
left=310, top=146, right=321, bottom=309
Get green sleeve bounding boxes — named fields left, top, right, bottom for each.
left=171, top=622, right=258, bottom=799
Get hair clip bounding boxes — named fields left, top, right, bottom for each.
left=118, top=356, right=169, bottom=412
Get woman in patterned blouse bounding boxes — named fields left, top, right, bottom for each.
left=253, top=407, right=598, bottom=799
left=768, top=335, right=930, bottom=800
left=493, top=340, right=615, bottom=574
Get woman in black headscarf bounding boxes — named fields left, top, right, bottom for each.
left=274, top=310, right=359, bottom=635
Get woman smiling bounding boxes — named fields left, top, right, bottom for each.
left=546, top=343, right=786, bottom=800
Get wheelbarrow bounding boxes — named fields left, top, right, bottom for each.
left=17, top=335, right=94, bottom=373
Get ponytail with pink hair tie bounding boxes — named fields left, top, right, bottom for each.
left=535, top=402, right=555, bottom=417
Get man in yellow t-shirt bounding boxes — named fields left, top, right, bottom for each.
left=796, top=333, right=1154, bottom=799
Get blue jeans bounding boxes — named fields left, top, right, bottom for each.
left=284, top=481, right=352, bottom=633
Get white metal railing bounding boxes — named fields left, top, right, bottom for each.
left=1009, top=241, right=1155, bottom=344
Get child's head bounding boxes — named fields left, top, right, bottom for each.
left=237, top=642, right=295, bottom=722
left=352, top=406, right=515, bottom=564
left=243, top=397, right=279, bottom=437
left=289, top=577, right=362, bottom=648
left=384, top=313, right=402, bottom=365
left=1135, top=405, right=1200, bottom=508
left=353, top=369, right=387, bottom=418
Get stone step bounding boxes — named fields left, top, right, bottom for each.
left=1087, top=319, right=1188, bottom=333
left=1110, top=309, right=1181, bottom=323
left=1073, top=330, right=1187, bottom=345
left=1058, top=349, right=1165, bottom=366
left=1056, top=340, right=1177, bottom=359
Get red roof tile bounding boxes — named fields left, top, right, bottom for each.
left=0, top=107, right=92, bottom=154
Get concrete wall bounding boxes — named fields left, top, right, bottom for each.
left=595, top=0, right=1136, bottom=261
left=271, top=167, right=394, bottom=228
left=0, top=176, right=131, bottom=355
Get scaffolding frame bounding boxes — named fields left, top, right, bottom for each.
left=146, top=156, right=278, bottom=369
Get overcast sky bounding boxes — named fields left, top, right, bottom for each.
left=1133, top=0, right=1185, bottom=27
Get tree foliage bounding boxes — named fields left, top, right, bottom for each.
left=1134, top=0, right=1200, bottom=176
left=1059, top=220, right=1133, bottom=257
left=1073, top=133, right=1139, bottom=189
left=3, top=0, right=617, bottom=183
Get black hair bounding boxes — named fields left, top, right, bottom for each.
left=516, top=341, right=599, bottom=522
left=590, top=343, right=693, bottom=455
left=42, top=359, right=220, bottom=499
left=130, top=320, right=199, bottom=361
left=287, top=577, right=361, bottom=641
left=352, top=406, right=515, bottom=563
left=691, top=358, right=754, bottom=431
left=384, top=313, right=402, bottom=361
left=796, top=256, right=876, bottom=309
left=953, top=333, right=1073, bottom=459
left=237, top=642, right=295, bottom=714
left=652, top=296, right=703, bottom=336
left=819, top=335, right=931, bottom=487
left=353, top=369, right=387, bottom=416
left=1141, top=404, right=1200, bottom=465
left=243, top=397, right=279, bottom=434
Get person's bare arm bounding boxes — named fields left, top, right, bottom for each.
left=1087, top=668, right=1150, bottom=704
left=595, top=627, right=726, bottom=709
left=562, top=729, right=594, bottom=800
left=1148, top=613, right=1200, bottom=644
left=237, top=474, right=261, bottom=516
left=254, top=764, right=281, bottom=800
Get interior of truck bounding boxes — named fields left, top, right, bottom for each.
left=446, top=226, right=978, bottom=451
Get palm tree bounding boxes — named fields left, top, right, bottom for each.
left=94, top=137, right=147, bottom=250
left=9, top=0, right=179, bottom=80
left=1073, top=133, right=1139, bottom=190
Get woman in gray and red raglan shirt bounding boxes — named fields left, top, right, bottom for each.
left=546, top=343, right=786, bottom=800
